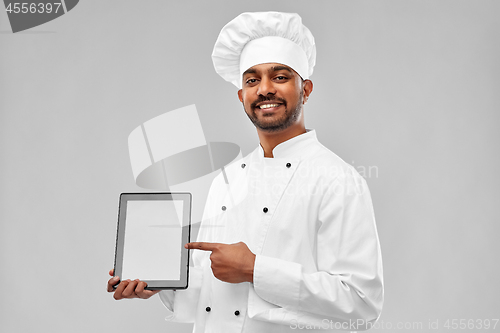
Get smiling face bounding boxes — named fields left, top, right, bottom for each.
left=237, top=63, right=312, bottom=133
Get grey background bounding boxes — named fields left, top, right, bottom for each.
left=1, top=1, right=499, bottom=332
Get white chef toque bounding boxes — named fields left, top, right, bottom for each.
left=212, top=12, right=316, bottom=89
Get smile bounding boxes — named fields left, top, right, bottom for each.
left=259, top=104, right=281, bottom=109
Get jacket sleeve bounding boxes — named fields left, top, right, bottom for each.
left=158, top=267, right=203, bottom=323
left=250, top=171, right=384, bottom=331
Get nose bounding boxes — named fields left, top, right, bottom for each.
left=256, top=76, right=276, bottom=96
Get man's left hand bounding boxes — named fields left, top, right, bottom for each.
left=185, top=242, right=256, bottom=283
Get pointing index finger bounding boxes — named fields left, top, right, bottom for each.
left=185, top=242, right=220, bottom=251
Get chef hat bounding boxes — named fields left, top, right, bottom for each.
left=212, top=12, right=316, bottom=88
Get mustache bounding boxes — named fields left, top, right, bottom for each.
left=250, top=96, right=287, bottom=109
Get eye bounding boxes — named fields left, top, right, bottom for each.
left=274, top=75, right=288, bottom=81
left=245, top=78, right=258, bottom=85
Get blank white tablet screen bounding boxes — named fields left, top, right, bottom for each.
left=121, top=200, right=183, bottom=281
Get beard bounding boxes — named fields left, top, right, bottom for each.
left=243, top=91, right=304, bottom=132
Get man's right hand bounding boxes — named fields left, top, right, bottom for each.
left=107, top=269, right=160, bottom=300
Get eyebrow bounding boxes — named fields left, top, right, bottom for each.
left=242, top=65, right=293, bottom=77
left=270, top=65, right=293, bottom=74
left=243, top=68, right=257, bottom=76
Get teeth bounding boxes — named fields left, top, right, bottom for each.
left=259, top=104, right=280, bottom=109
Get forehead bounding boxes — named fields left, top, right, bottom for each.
left=242, top=63, right=296, bottom=77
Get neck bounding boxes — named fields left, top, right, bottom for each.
left=257, top=123, right=306, bottom=158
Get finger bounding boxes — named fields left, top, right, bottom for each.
left=135, top=281, right=147, bottom=296
left=122, top=280, right=139, bottom=298
left=185, top=242, right=220, bottom=251
left=113, top=280, right=129, bottom=300
left=136, top=281, right=156, bottom=299
left=147, top=290, right=161, bottom=297
left=139, top=290, right=160, bottom=299
left=107, top=276, right=120, bottom=292
left=109, top=269, right=114, bottom=276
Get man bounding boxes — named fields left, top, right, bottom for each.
left=108, top=12, right=383, bottom=332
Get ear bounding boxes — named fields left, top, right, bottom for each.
left=302, top=80, right=313, bottom=104
left=237, top=89, right=243, bottom=103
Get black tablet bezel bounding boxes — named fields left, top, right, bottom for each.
left=113, top=192, right=191, bottom=290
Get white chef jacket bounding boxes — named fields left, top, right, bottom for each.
left=159, top=130, right=383, bottom=332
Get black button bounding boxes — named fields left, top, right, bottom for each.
left=206, top=307, right=211, bottom=312
left=234, top=310, right=240, bottom=316
left=222, top=206, right=226, bottom=211
left=241, top=163, right=246, bottom=168
left=263, top=207, right=268, bottom=213
left=286, top=162, right=291, bottom=168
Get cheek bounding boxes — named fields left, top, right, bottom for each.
left=243, top=90, right=253, bottom=100
left=242, top=93, right=253, bottom=106
left=283, top=88, right=300, bottom=104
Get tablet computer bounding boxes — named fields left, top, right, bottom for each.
left=113, top=192, right=191, bottom=290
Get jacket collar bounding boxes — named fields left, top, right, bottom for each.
left=257, top=129, right=317, bottom=160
